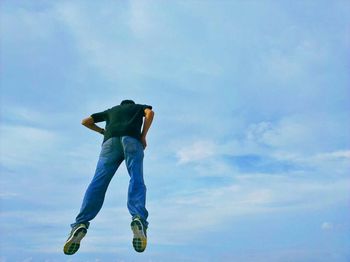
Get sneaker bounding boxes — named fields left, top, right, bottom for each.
left=131, top=217, right=147, bottom=252
left=63, top=224, right=87, bottom=255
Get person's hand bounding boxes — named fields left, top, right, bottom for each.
left=141, top=136, right=147, bottom=149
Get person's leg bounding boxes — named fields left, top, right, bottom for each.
left=72, top=137, right=124, bottom=228
left=122, top=136, right=148, bottom=252
left=64, top=137, right=124, bottom=255
left=121, top=136, right=148, bottom=227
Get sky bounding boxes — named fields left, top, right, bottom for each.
left=0, top=0, right=350, bottom=261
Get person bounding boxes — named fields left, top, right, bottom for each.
left=63, top=99, right=154, bottom=255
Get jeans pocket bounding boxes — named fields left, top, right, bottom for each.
left=100, top=138, right=114, bottom=157
left=123, top=137, right=143, bottom=156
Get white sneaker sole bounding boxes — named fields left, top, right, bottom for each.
left=131, top=220, right=147, bottom=252
left=63, top=226, right=87, bottom=255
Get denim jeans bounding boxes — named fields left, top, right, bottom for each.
left=72, top=136, right=148, bottom=228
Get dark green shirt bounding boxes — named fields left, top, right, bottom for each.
left=91, top=103, right=152, bottom=143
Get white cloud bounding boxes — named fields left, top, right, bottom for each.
left=53, top=1, right=151, bottom=82
left=176, top=140, right=217, bottom=164
left=174, top=113, right=350, bottom=176
left=1, top=1, right=349, bottom=260
left=127, top=1, right=154, bottom=38
left=1, top=106, right=44, bottom=124
left=221, top=247, right=344, bottom=262
left=1, top=7, right=57, bottom=43
left=262, top=39, right=327, bottom=82
left=247, top=113, right=349, bottom=154
left=0, top=192, right=18, bottom=199
left=321, top=222, right=333, bottom=231
left=21, top=258, right=33, bottom=262
left=0, top=124, right=59, bottom=168
left=148, top=175, right=350, bottom=244
left=313, top=150, right=350, bottom=160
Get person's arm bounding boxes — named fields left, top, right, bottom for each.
left=81, top=116, right=105, bottom=135
left=140, top=108, right=154, bottom=149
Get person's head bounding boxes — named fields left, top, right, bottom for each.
left=120, top=99, right=135, bottom=105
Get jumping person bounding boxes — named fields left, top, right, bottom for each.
left=63, top=100, right=154, bottom=254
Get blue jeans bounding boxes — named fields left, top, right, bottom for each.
left=72, top=136, right=148, bottom=228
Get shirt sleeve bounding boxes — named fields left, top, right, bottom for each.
left=91, top=110, right=108, bottom=123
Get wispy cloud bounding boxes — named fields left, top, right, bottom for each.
left=220, top=247, right=348, bottom=262
left=0, top=124, right=59, bottom=168
left=176, top=140, right=217, bottom=164
left=321, top=222, right=334, bottom=231
left=148, top=174, right=350, bottom=244
left=1, top=0, right=349, bottom=261
left=174, top=112, right=350, bottom=177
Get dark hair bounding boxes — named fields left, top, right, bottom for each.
left=120, top=100, right=135, bottom=105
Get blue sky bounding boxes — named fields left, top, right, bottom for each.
left=1, top=0, right=350, bottom=261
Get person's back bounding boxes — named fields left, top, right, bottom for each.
left=92, top=102, right=152, bottom=142
left=63, top=99, right=154, bottom=255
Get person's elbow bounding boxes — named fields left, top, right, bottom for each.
left=145, top=109, right=154, bottom=119
left=81, top=116, right=95, bottom=126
